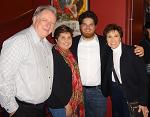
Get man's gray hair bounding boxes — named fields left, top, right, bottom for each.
left=33, top=5, right=57, bottom=17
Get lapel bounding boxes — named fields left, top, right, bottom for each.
left=96, top=35, right=107, bottom=61
left=120, top=44, right=129, bottom=82
left=71, top=35, right=81, bottom=61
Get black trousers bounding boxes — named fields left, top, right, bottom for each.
left=12, top=99, right=45, bottom=117
left=111, top=82, right=130, bottom=117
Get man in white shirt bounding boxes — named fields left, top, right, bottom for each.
left=0, top=5, right=56, bottom=117
left=71, top=11, right=107, bottom=117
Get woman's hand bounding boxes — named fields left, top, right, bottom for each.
left=65, top=104, right=73, bottom=117
left=138, top=105, right=149, bottom=117
left=134, top=45, right=144, bottom=57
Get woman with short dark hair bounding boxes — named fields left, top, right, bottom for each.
left=46, top=25, right=84, bottom=117
left=103, top=23, right=149, bottom=117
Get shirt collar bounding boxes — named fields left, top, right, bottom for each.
left=80, top=34, right=98, bottom=43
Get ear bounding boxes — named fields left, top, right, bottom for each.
left=32, top=16, right=36, bottom=24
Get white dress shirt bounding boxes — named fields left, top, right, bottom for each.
left=78, top=35, right=101, bottom=86
left=112, top=43, right=122, bottom=83
left=0, top=26, right=53, bottom=113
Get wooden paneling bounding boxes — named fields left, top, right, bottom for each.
left=0, top=10, right=33, bottom=46
left=0, top=0, right=50, bottom=47
left=90, top=0, right=144, bottom=45
left=125, top=0, right=144, bottom=45
left=0, top=0, right=34, bottom=46
left=132, top=0, right=144, bottom=45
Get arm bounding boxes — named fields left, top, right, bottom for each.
left=134, top=45, right=144, bottom=57
left=132, top=50, right=148, bottom=105
left=0, top=36, right=24, bottom=115
left=132, top=51, right=149, bottom=116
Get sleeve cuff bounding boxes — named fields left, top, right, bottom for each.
left=5, top=101, right=19, bottom=113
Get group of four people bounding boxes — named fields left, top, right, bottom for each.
left=0, top=5, right=148, bottom=117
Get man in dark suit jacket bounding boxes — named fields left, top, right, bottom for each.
left=102, top=23, right=149, bottom=117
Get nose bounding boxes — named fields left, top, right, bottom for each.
left=65, top=38, right=70, bottom=42
left=85, top=25, right=91, bottom=29
left=110, top=38, right=116, bottom=43
left=47, top=22, right=54, bottom=28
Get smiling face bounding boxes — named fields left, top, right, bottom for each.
left=80, top=18, right=96, bottom=39
left=56, top=32, right=72, bottom=50
left=32, top=9, right=56, bottom=39
left=106, top=30, right=122, bottom=49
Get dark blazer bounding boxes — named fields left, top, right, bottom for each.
left=47, top=47, right=72, bottom=108
left=70, top=35, right=108, bottom=87
left=102, top=44, right=148, bottom=106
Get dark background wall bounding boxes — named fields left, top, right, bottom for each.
left=90, top=0, right=127, bottom=42
left=90, top=0, right=144, bottom=44
left=0, top=0, right=50, bottom=46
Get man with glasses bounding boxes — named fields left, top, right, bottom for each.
left=0, top=5, right=56, bottom=117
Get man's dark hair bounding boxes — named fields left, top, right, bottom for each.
left=78, top=11, right=98, bottom=25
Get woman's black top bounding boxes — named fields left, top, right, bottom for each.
left=46, top=47, right=72, bottom=108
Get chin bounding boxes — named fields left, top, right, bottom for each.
left=112, top=46, right=117, bottom=49
left=81, top=31, right=94, bottom=38
left=83, top=34, right=94, bottom=38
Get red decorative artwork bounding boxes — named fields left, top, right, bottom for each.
left=50, top=0, right=89, bottom=37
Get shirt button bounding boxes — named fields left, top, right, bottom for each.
left=49, top=77, right=50, bottom=79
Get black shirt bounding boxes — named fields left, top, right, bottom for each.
left=46, top=47, right=72, bottom=108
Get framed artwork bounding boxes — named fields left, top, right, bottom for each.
left=50, top=0, right=89, bottom=36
